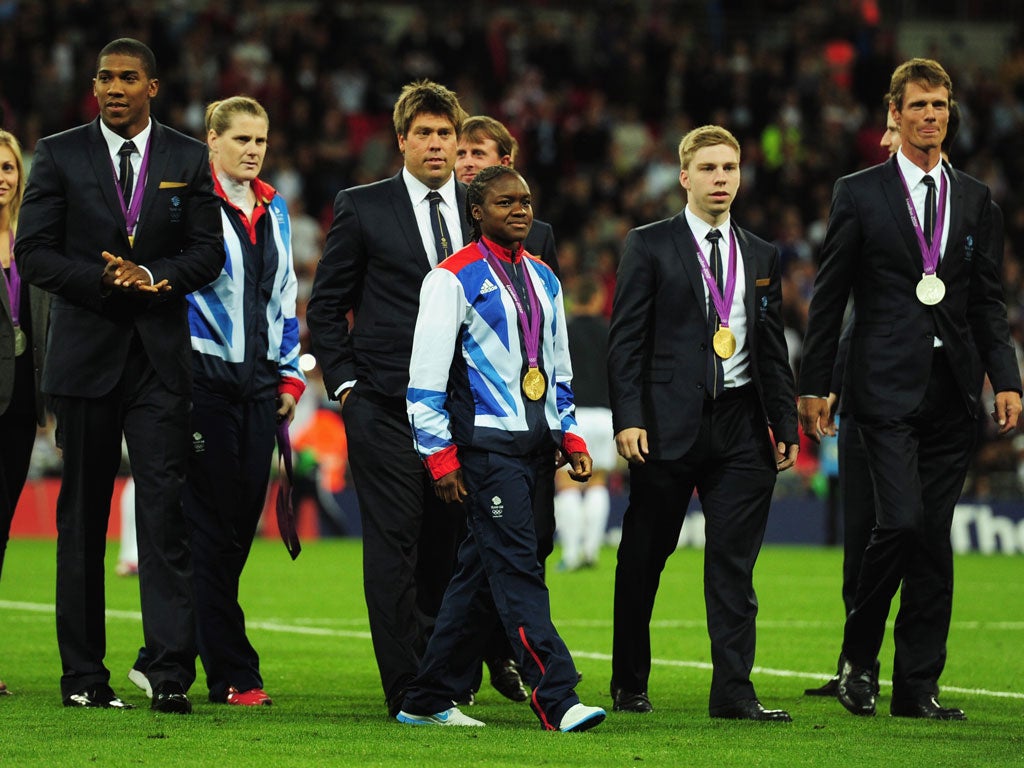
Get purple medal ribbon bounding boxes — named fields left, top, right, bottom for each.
left=275, top=420, right=301, bottom=560
left=1, top=230, right=20, bottom=326
left=691, top=227, right=738, bottom=329
left=108, top=132, right=153, bottom=240
left=479, top=241, right=542, bottom=371
left=897, top=165, right=947, bottom=276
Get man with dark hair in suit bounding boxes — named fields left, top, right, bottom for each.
left=16, top=37, right=224, bottom=714
left=307, top=79, right=471, bottom=718
left=799, top=58, right=1021, bottom=721
left=608, top=124, right=798, bottom=721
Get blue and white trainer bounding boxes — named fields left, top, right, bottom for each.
left=559, top=703, right=607, bottom=732
left=396, top=707, right=485, bottom=726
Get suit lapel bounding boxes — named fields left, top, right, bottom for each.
left=670, top=214, right=708, bottom=310
left=390, top=172, right=433, bottom=273
left=87, top=119, right=128, bottom=243
left=880, top=156, right=924, bottom=272
left=938, top=161, right=964, bottom=277
left=136, top=119, right=169, bottom=243
left=734, top=225, right=757, bottom=333
left=456, top=181, right=472, bottom=244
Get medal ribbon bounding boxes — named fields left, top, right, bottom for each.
left=108, top=132, right=153, bottom=240
left=691, top=227, right=738, bottom=329
left=897, top=165, right=947, bottom=276
left=1, top=230, right=20, bottom=326
left=479, top=240, right=542, bottom=371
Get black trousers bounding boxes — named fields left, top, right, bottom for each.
left=182, top=393, right=277, bottom=701
left=612, top=387, right=777, bottom=710
left=843, top=350, right=976, bottom=700
left=52, top=346, right=196, bottom=698
left=0, top=351, right=38, bottom=579
left=838, top=412, right=876, bottom=616
left=342, top=389, right=463, bottom=709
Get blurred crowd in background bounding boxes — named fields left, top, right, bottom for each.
left=4, top=0, right=1024, bottom=506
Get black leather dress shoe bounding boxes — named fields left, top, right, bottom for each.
left=710, top=698, right=792, bottom=722
left=891, top=695, right=966, bottom=720
left=151, top=681, right=192, bottom=714
left=837, top=655, right=877, bottom=716
left=804, top=677, right=839, bottom=696
left=487, top=658, right=528, bottom=702
left=612, top=689, right=653, bottom=713
left=63, top=683, right=134, bottom=709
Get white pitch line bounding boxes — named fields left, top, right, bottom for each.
left=2, top=600, right=1021, bottom=700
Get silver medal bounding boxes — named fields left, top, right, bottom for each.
left=13, top=326, right=26, bottom=356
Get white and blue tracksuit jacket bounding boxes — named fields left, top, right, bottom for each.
left=186, top=175, right=304, bottom=401
left=407, top=239, right=586, bottom=479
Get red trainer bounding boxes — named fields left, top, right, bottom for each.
left=226, top=687, right=273, bottom=706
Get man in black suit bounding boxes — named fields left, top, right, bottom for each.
left=306, top=80, right=470, bottom=718
left=453, top=114, right=563, bottom=703
left=16, top=38, right=223, bottom=713
left=608, top=125, right=798, bottom=721
left=799, top=58, right=1021, bottom=721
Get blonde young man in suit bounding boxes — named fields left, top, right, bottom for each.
left=17, top=38, right=223, bottom=713
left=799, top=58, right=1021, bottom=720
left=608, top=125, right=798, bottom=721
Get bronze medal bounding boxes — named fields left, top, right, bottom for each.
left=713, top=327, right=736, bottom=359
left=13, top=326, right=26, bottom=357
left=522, top=367, right=546, bottom=400
left=915, top=273, right=945, bottom=306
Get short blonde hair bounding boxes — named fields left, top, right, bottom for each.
left=0, top=130, right=25, bottom=228
left=205, top=96, right=269, bottom=136
left=678, top=125, right=741, bottom=169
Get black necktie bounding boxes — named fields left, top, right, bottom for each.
left=705, top=228, right=725, bottom=399
left=118, top=140, right=137, bottom=207
left=426, top=191, right=453, bottom=265
left=922, top=174, right=936, bottom=247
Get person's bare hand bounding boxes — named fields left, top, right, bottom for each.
left=434, top=468, right=468, bottom=503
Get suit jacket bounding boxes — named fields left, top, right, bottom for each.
left=0, top=281, right=50, bottom=425
left=307, top=171, right=473, bottom=401
left=15, top=118, right=223, bottom=398
left=524, top=219, right=559, bottom=277
left=801, top=157, right=1019, bottom=420
left=608, top=213, right=797, bottom=461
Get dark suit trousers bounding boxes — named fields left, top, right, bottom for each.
left=342, top=389, right=463, bottom=709
left=843, top=349, right=976, bottom=699
left=612, top=387, right=777, bottom=710
left=0, top=352, right=38, bottom=579
left=838, top=412, right=876, bottom=616
left=52, top=341, right=196, bottom=698
left=182, top=394, right=276, bottom=701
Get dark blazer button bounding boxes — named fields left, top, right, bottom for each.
left=700, top=342, right=707, bottom=351
left=696, top=382, right=704, bottom=390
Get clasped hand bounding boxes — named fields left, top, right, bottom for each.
left=102, top=251, right=171, bottom=293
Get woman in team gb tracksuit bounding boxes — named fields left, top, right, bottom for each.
left=397, top=165, right=605, bottom=732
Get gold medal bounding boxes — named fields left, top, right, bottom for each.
left=713, top=327, right=736, bottom=359
left=128, top=234, right=135, bottom=248
left=522, top=367, right=546, bottom=400
left=13, top=326, right=26, bottom=357
left=915, top=273, right=945, bottom=306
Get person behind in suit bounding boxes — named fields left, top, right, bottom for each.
left=16, top=38, right=223, bottom=713
left=0, top=129, right=50, bottom=696
left=804, top=101, right=903, bottom=698
left=306, top=80, right=470, bottom=718
left=453, top=113, right=566, bottom=703
left=798, top=58, right=1021, bottom=721
left=608, top=124, right=799, bottom=721
left=128, top=96, right=305, bottom=707
left=555, top=275, right=615, bottom=572
left=397, top=164, right=605, bottom=732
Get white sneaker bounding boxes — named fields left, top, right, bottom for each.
left=559, top=702, right=606, bottom=732
left=396, top=707, right=484, bottom=726
left=127, top=668, right=152, bottom=699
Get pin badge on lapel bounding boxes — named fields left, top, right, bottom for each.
left=964, top=234, right=974, bottom=262
left=759, top=295, right=768, bottom=321
left=169, top=195, right=182, bottom=223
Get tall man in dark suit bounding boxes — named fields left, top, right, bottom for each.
left=799, top=58, right=1021, bottom=721
left=16, top=38, right=223, bottom=713
left=453, top=114, right=562, bottom=703
left=608, top=125, right=799, bottom=721
left=306, top=80, right=470, bottom=718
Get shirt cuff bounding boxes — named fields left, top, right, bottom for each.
left=279, top=377, right=306, bottom=403
left=424, top=444, right=460, bottom=481
left=562, top=432, right=589, bottom=457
